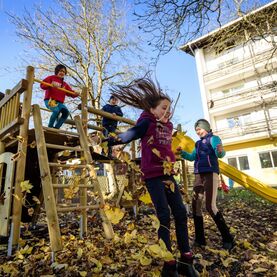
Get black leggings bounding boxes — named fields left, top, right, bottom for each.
left=145, top=175, right=190, bottom=253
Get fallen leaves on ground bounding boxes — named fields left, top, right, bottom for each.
left=0, top=190, right=276, bottom=276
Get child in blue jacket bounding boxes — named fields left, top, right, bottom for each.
left=102, top=96, right=123, bottom=137
left=180, top=119, right=235, bottom=251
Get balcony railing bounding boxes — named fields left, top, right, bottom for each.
left=215, top=117, right=277, bottom=140
left=210, top=82, right=277, bottom=109
left=203, top=48, right=276, bottom=82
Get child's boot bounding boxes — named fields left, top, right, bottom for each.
left=161, top=261, right=178, bottom=277
left=177, top=253, right=199, bottom=277
left=193, top=215, right=206, bottom=247
left=213, top=212, right=235, bottom=251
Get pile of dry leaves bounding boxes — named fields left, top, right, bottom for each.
left=0, top=189, right=276, bottom=276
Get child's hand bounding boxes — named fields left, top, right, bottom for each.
left=217, top=144, right=223, bottom=154
left=175, top=146, right=182, bottom=156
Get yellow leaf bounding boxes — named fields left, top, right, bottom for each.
left=139, top=192, right=152, bottom=204
left=77, top=247, right=83, bottom=259
left=221, top=257, right=238, bottom=267
left=206, top=246, right=228, bottom=257
left=148, top=215, right=160, bottom=231
left=100, top=256, right=113, bottom=265
left=147, top=136, right=154, bottom=145
left=118, top=151, right=131, bottom=164
left=163, top=161, right=174, bottom=175
left=100, top=141, right=108, bottom=155
left=152, top=148, right=161, bottom=158
left=148, top=244, right=162, bottom=258
left=127, top=222, right=135, bottom=231
left=28, top=208, right=34, bottom=216
left=79, top=271, right=87, bottom=277
left=163, top=180, right=175, bottom=192
left=32, top=196, right=41, bottom=204
left=129, top=162, right=142, bottom=173
left=20, top=180, right=33, bottom=193
left=89, top=257, right=102, bottom=273
left=140, top=255, right=152, bottom=266
left=16, top=135, right=24, bottom=143
left=29, top=141, right=36, bottom=148
left=158, top=239, right=174, bottom=261
left=104, top=207, right=125, bottom=224
left=229, top=226, right=236, bottom=234
left=243, top=240, right=254, bottom=249
left=171, top=131, right=194, bottom=154
left=137, top=234, right=148, bottom=243
left=253, top=267, right=268, bottom=273
left=122, top=191, right=133, bottom=200
left=62, top=150, right=71, bottom=156
left=124, top=229, right=137, bottom=244
left=51, top=263, right=68, bottom=270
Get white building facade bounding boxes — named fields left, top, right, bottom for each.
left=181, top=2, right=277, bottom=186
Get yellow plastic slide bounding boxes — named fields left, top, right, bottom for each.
left=172, top=132, right=277, bottom=204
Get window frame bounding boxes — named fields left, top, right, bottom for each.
left=258, top=150, right=277, bottom=169
left=227, top=155, right=250, bottom=171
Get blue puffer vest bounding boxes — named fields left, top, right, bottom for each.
left=194, top=132, right=219, bottom=174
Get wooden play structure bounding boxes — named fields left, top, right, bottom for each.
left=0, top=66, right=190, bottom=256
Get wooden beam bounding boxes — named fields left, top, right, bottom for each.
left=80, top=87, right=88, bottom=235
left=33, top=104, right=63, bottom=252
left=34, top=78, right=79, bottom=97
left=0, top=117, right=24, bottom=139
left=11, top=68, right=34, bottom=247
left=74, top=115, right=114, bottom=239
left=84, top=105, right=135, bottom=126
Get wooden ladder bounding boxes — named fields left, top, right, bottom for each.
left=32, top=104, right=114, bottom=253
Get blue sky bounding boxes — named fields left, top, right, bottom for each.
left=0, top=0, right=202, bottom=140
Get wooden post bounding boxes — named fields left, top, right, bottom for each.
left=181, top=159, right=190, bottom=204
left=11, top=66, right=33, bottom=247
left=80, top=87, right=88, bottom=235
left=176, top=123, right=190, bottom=204
left=0, top=140, right=6, bottom=211
left=74, top=115, right=114, bottom=239
left=33, top=104, right=63, bottom=252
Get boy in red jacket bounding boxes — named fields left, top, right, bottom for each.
left=41, top=64, right=79, bottom=128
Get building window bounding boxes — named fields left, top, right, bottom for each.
left=227, top=155, right=249, bottom=170
left=222, top=84, right=244, bottom=95
left=259, top=150, right=277, bottom=168
left=227, top=157, right=238, bottom=168
left=227, top=113, right=251, bottom=129
left=227, top=117, right=240, bottom=128
left=238, top=156, right=250, bottom=170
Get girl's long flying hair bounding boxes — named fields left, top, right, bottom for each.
left=111, top=77, right=171, bottom=112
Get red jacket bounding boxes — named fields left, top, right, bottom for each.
left=41, top=75, right=77, bottom=103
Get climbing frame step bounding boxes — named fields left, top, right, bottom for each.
left=32, top=104, right=114, bottom=252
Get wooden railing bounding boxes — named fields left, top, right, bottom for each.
left=0, top=79, right=28, bottom=138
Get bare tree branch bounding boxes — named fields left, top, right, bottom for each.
left=8, top=0, right=146, bottom=109
left=134, top=0, right=273, bottom=55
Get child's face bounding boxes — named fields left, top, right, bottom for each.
left=109, top=98, right=118, bottom=105
left=150, top=99, right=171, bottom=123
left=196, top=127, right=208, bottom=138
left=57, top=69, right=66, bottom=78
